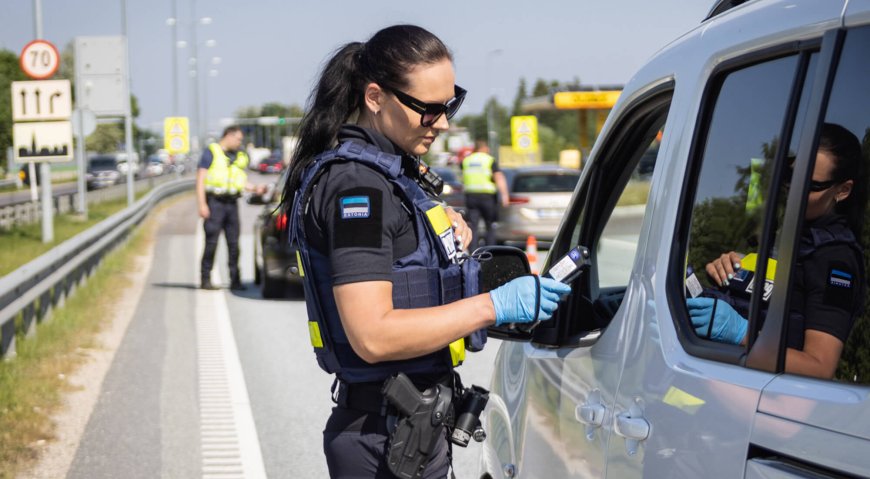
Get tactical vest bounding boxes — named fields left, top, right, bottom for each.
left=290, top=141, right=485, bottom=383
left=462, top=152, right=497, bottom=194
left=204, top=143, right=249, bottom=196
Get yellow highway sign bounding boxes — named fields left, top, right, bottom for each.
left=511, top=116, right=539, bottom=153
left=554, top=90, right=621, bottom=109
left=164, top=116, right=190, bottom=154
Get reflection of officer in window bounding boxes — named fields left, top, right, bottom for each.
left=281, top=25, right=570, bottom=478
left=688, top=123, right=865, bottom=379
left=460, top=139, right=509, bottom=246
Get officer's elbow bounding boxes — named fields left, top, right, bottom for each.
left=350, top=339, right=392, bottom=364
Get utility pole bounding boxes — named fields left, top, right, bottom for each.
left=121, top=0, right=135, bottom=206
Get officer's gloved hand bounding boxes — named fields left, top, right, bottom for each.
left=686, top=297, right=748, bottom=344
left=490, top=276, right=572, bottom=326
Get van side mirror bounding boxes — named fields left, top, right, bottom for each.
left=473, top=245, right=537, bottom=342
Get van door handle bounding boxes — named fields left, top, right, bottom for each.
left=614, top=402, right=649, bottom=456
left=575, top=390, right=604, bottom=440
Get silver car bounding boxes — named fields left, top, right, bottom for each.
left=479, top=1, right=870, bottom=477
left=495, top=166, right=580, bottom=245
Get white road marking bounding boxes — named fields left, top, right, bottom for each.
left=196, top=222, right=267, bottom=478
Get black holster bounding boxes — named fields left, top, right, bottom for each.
left=381, top=373, right=453, bottom=479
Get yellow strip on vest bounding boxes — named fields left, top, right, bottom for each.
left=308, top=321, right=323, bottom=348
left=296, top=250, right=305, bottom=277
left=425, top=205, right=451, bottom=234
left=739, top=253, right=777, bottom=281
left=449, top=338, right=465, bottom=366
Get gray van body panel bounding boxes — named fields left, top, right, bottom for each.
left=481, top=1, right=870, bottom=477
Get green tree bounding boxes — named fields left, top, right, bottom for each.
left=0, top=49, right=28, bottom=174
left=86, top=123, right=124, bottom=153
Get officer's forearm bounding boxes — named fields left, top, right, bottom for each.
left=334, top=281, right=495, bottom=363
left=196, top=169, right=208, bottom=208
left=784, top=330, right=844, bottom=379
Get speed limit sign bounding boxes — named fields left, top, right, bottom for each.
left=20, top=39, right=60, bottom=80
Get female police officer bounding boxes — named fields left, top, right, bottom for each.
left=282, top=25, right=570, bottom=478
left=687, top=123, right=865, bottom=379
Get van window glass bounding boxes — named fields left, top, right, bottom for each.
left=815, top=27, right=870, bottom=383
left=684, top=55, right=800, bottom=344
left=598, top=134, right=661, bottom=288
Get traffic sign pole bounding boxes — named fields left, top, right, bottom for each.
left=76, top=107, right=87, bottom=217
left=33, top=0, right=53, bottom=243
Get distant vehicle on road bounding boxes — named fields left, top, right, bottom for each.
left=250, top=169, right=301, bottom=298
left=145, top=155, right=165, bottom=177
left=257, top=152, right=285, bottom=174
left=494, top=165, right=580, bottom=245
left=432, top=165, right=465, bottom=212
left=86, top=155, right=122, bottom=190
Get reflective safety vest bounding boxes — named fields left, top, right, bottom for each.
left=204, top=143, right=249, bottom=196
left=290, top=140, right=485, bottom=383
left=462, top=152, right=497, bottom=194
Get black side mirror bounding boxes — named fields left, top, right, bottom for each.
left=473, top=245, right=536, bottom=342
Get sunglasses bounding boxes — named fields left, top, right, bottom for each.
left=781, top=163, right=842, bottom=192
left=387, top=85, right=467, bottom=127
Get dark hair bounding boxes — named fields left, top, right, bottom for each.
left=222, top=125, right=242, bottom=138
left=283, top=25, right=452, bottom=202
left=819, top=122, right=864, bottom=232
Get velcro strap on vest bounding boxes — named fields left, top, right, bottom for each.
left=391, top=266, right=462, bottom=309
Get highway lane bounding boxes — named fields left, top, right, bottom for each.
left=66, top=173, right=505, bottom=478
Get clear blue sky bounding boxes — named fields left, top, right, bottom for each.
left=1, top=0, right=712, bottom=134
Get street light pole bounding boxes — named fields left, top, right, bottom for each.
left=485, top=49, right=503, bottom=161
left=170, top=0, right=179, bottom=115
left=190, top=0, right=200, bottom=153
left=121, top=0, right=135, bottom=206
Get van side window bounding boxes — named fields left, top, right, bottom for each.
left=554, top=92, right=670, bottom=340
left=814, top=27, right=870, bottom=383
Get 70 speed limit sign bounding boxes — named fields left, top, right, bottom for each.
left=20, top=39, right=60, bottom=80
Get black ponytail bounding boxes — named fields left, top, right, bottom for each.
left=282, top=25, right=452, bottom=211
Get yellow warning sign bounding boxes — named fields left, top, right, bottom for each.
left=511, top=116, right=539, bottom=153
left=163, top=117, right=190, bottom=154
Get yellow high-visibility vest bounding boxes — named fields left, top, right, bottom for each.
left=462, top=152, right=497, bottom=194
left=204, top=143, right=249, bottom=196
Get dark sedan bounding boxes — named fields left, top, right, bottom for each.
left=257, top=153, right=285, bottom=174
left=251, top=170, right=302, bottom=298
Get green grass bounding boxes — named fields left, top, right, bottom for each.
left=0, top=197, right=167, bottom=479
left=0, top=193, right=148, bottom=276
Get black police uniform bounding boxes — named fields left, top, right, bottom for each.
left=305, top=125, right=452, bottom=478
left=786, top=214, right=864, bottom=349
left=199, top=148, right=243, bottom=286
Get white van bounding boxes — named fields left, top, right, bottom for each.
left=478, top=1, right=870, bottom=477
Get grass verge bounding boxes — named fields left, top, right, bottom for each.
left=617, top=180, right=651, bottom=207
left=0, top=192, right=149, bottom=277
left=0, top=196, right=172, bottom=479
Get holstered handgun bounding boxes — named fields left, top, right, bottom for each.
left=382, top=373, right=452, bottom=479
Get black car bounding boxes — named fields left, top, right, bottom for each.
left=251, top=169, right=302, bottom=298
left=86, top=155, right=122, bottom=190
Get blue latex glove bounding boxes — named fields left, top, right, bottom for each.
left=490, top=276, right=572, bottom=326
left=686, top=297, right=748, bottom=344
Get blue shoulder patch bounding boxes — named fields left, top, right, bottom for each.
left=340, top=195, right=371, bottom=219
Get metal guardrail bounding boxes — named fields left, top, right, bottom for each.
left=0, top=174, right=181, bottom=230
left=0, top=177, right=195, bottom=359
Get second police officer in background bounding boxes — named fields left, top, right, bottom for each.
left=283, top=25, right=571, bottom=478
left=461, top=139, right=509, bottom=247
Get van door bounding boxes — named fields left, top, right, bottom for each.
left=606, top=33, right=835, bottom=477
left=748, top=23, right=870, bottom=478
left=549, top=87, right=673, bottom=478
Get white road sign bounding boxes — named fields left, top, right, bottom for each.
left=13, top=121, right=74, bottom=162
left=12, top=80, right=72, bottom=121
left=20, top=40, right=61, bottom=80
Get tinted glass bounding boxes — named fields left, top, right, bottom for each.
left=89, top=158, right=117, bottom=170
left=686, top=55, right=799, bottom=296
left=822, top=27, right=870, bottom=383
left=512, top=172, right=580, bottom=193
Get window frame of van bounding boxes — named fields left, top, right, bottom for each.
left=668, top=31, right=843, bottom=372
left=529, top=83, right=674, bottom=348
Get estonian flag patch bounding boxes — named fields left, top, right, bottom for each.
left=340, top=195, right=371, bottom=219
left=829, top=268, right=853, bottom=289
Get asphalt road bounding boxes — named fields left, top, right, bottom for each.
left=66, top=172, right=505, bottom=479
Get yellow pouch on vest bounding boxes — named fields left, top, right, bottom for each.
left=449, top=338, right=466, bottom=366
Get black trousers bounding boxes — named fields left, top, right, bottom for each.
left=201, top=195, right=240, bottom=282
left=465, top=193, right=499, bottom=247
left=323, top=407, right=451, bottom=479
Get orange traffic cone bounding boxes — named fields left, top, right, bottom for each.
left=525, top=235, right=539, bottom=275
